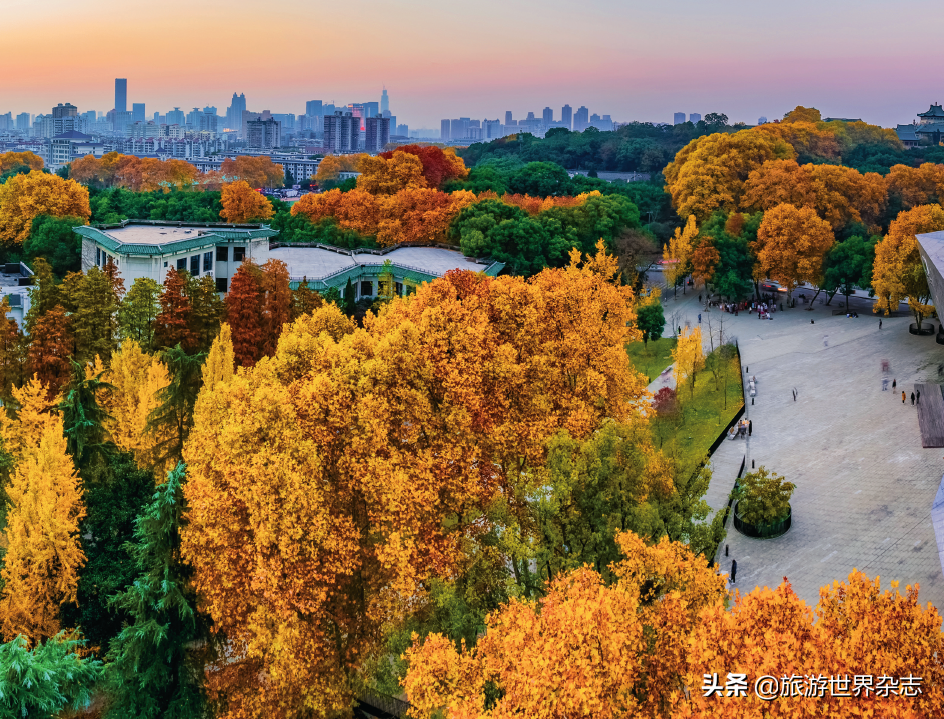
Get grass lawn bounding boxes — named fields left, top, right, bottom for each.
left=626, top=337, right=678, bottom=384
left=651, top=350, right=744, bottom=468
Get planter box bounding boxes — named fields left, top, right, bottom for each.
left=733, top=502, right=791, bottom=539
left=909, top=323, right=935, bottom=336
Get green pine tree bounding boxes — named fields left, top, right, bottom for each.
left=0, top=631, right=102, bottom=719
left=104, top=463, right=209, bottom=719
left=343, top=276, right=356, bottom=314
left=56, top=358, right=115, bottom=472
left=119, top=277, right=161, bottom=352
left=144, top=346, right=205, bottom=468
left=23, top=257, right=61, bottom=338
left=186, top=273, right=224, bottom=353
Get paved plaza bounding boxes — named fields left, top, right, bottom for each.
left=657, top=284, right=944, bottom=610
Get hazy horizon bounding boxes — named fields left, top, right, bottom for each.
left=3, top=0, right=939, bottom=129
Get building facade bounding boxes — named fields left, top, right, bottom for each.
left=246, top=118, right=281, bottom=149
left=115, top=79, right=127, bottom=113
left=574, top=106, right=590, bottom=132
left=365, top=116, right=390, bottom=152
left=323, top=112, right=359, bottom=153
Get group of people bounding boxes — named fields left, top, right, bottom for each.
left=728, top=418, right=752, bottom=440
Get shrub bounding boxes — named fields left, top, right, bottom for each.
left=652, top=386, right=678, bottom=416
left=735, top=466, right=795, bottom=525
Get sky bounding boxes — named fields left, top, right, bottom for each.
left=2, top=0, right=939, bottom=129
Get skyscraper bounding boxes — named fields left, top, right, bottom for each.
left=226, top=93, right=247, bottom=132
left=689, top=113, right=701, bottom=123
left=365, top=115, right=390, bottom=152
left=380, top=87, right=389, bottom=116
left=561, top=105, right=572, bottom=130
left=323, top=112, right=359, bottom=153
left=673, top=112, right=686, bottom=125
left=132, top=103, right=145, bottom=123
left=573, top=106, right=590, bottom=132
left=362, top=102, right=379, bottom=127
left=306, top=100, right=323, bottom=117
left=115, top=79, right=127, bottom=112
left=543, top=107, right=553, bottom=125
left=16, top=113, right=30, bottom=131
left=441, top=119, right=450, bottom=140
left=166, top=107, right=185, bottom=126
left=504, top=110, right=513, bottom=126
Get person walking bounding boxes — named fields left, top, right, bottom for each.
left=893, top=379, right=897, bottom=390
left=911, top=392, right=916, bottom=406
left=748, top=420, right=752, bottom=436
left=879, top=319, right=883, bottom=329
left=917, top=389, right=921, bottom=404
left=730, top=559, right=737, bottom=584
left=699, top=313, right=702, bottom=323
left=903, top=391, right=906, bottom=404
left=882, top=378, right=889, bottom=391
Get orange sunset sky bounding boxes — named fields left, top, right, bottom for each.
left=2, top=0, right=938, bottom=128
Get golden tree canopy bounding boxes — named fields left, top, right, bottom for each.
left=0, top=171, right=91, bottom=245
left=753, top=203, right=834, bottom=294
left=220, top=180, right=275, bottom=223
left=356, top=151, right=428, bottom=195
left=663, top=130, right=795, bottom=221
left=0, top=151, right=44, bottom=173
left=872, top=204, right=944, bottom=316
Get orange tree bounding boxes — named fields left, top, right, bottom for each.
left=377, top=144, right=468, bottom=188
left=871, top=204, right=944, bottom=326
left=752, top=203, right=834, bottom=301
left=0, top=150, right=44, bottom=173
left=221, top=155, right=284, bottom=188
left=0, top=171, right=91, bottom=245
left=663, top=130, right=795, bottom=221
left=220, top=180, right=275, bottom=223
left=180, top=244, right=647, bottom=717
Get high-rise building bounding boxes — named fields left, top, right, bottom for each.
left=689, top=113, right=701, bottom=123
left=504, top=110, right=513, bottom=125
left=226, top=93, right=246, bottom=132
left=306, top=100, right=323, bottom=117
left=440, top=119, right=451, bottom=141
left=16, top=113, right=30, bottom=131
left=323, top=112, right=359, bottom=153
left=203, top=106, right=217, bottom=116
left=115, top=79, right=127, bottom=112
left=573, top=106, right=589, bottom=132
left=362, top=102, right=379, bottom=127
left=380, top=87, right=389, bottom=116
left=561, top=105, right=572, bottom=130
left=273, top=113, right=295, bottom=131
left=543, top=107, right=553, bottom=126
left=395, top=123, right=409, bottom=137
left=52, top=103, right=77, bottom=119
left=323, top=103, right=336, bottom=116
left=246, top=118, right=281, bottom=150
left=484, top=119, right=502, bottom=139
left=0, top=113, right=12, bottom=132
left=451, top=118, right=468, bottom=139
left=348, top=103, right=366, bottom=131
left=153, top=111, right=160, bottom=122
left=673, top=112, right=686, bottom=125
left=132, top=103, right=146, bottom=123
left=166, top=107, right=185, bottom=126
left=365, top=115, right=390, bottom=152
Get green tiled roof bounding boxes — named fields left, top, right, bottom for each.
left=73, top=223, right=277, bottom=256
left=289, top=259, right=505, bottom=292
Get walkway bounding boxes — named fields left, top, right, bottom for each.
left=659, top=287, right=944, bottom=609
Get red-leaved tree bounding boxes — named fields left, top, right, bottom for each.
left=225, top=263, right=264, bottom=367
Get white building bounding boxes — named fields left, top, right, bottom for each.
left=44, top=131, right=105, bottom=172
left=74, top=221, right=275, bottom=292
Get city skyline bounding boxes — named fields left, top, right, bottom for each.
left=2, top=0, right=940, bottom=129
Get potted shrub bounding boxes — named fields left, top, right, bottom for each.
left=733, top=466, right=795, bottom=538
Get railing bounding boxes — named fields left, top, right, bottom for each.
left=356, top=688, right=410, bottom=718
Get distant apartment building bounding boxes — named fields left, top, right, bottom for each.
left=573, top=106, right=590, bottom=132
left=483, top=119, right=502, bottom=139
left=561, top=105, right=572, bottom=130
left=440, top=119, right=451, bottom=141
left=44, top=131, right=105, bottom=172
left=306, top=100, right=323, bottom=117
left=543, top=107, right=553, bottom=125
left=395, top=124, right=409, bottom=137
left=226, top=93, right=247, bottom=132
left=365, top=115, right=390, bottom=152
left=115, top=78, right=127, bottom=113
left=16, top=113, right=30, bottom=131
left=324, top=112, right=359, bottom=153
left=246, top=118, right=281, bottom=149
left=451, top=118, right=469, bottom=139
left=504, top=110, right=513, bottom=125
left=0, top=113, right=12, bottom=132
left=240, top=110, right=273, bottom=140
left=273, top=114, right=295, bottom=131
left=129, top=121, right=161, bottom=138
left=689, top=113, right=701, bottom=123
left=132, top=103, right=146, bottom=123
left=166, top=108, right=185, bottom=126
left=673, top=112, right=686, bottom=125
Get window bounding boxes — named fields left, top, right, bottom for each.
left=163, top=261, right=168, bottom=268
left=360, top=280, right=373, bottom=296
left=395, top=282, right=403, bottom=296
left=216, top=246, right=228, bottom=261
left=233, top=246, right=246, bottom=262
left=215, top=277, right=228, bottom=292
left=177, top=258, right=187, bottom=271
left=203, top=251, right=213, bottom=272
left=95, top=247, right=100, bottom=266
left=190, top=255, right=200, bottom=275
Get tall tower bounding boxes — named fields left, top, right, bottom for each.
left=380, top=87, right=389, bottom=116
left=542, top=107, right=553, bottom=125
left=561, top=104, right=572, bottom=130
left=115, top=78, right=127, bottom=112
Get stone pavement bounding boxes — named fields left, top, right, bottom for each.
left=659, top=285, right=944, bottom=609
